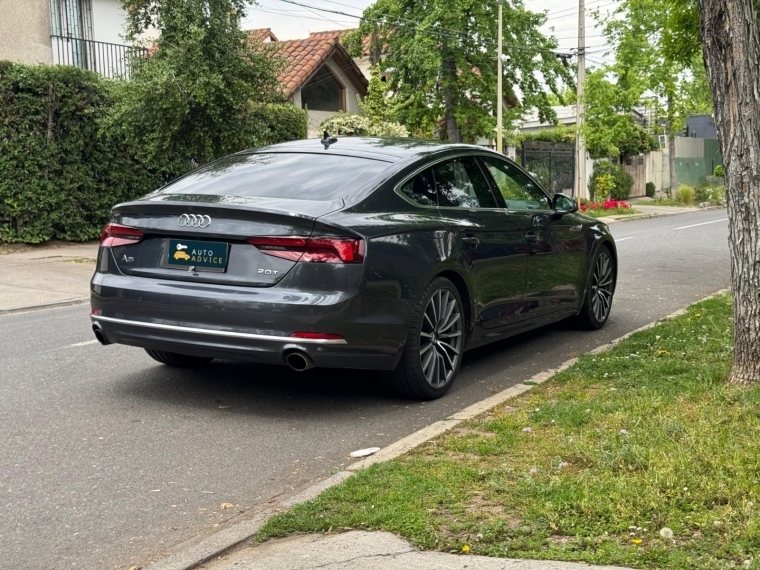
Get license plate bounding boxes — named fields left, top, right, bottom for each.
left=165, top=239, right=229, bottom=272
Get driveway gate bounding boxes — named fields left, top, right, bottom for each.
left=516, top=141, right=576, bottom=195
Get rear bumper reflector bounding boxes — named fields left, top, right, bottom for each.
left=90, top=315, right=348, bottom=345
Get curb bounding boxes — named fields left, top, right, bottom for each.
left=599, top=205, right=725, bottom=225
left=0, top=297, right=89, bottom=317
left=145, top=287, right=732, bottom=570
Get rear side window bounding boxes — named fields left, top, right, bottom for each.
left=157, top=153, right=389, bottom=201
left=482, top=157, right=551, bottom=210
left=432, top=157, right=498, bottom=209
left=399, top=168, right=437, bottom=206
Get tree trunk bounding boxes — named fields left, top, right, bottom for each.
left=698, top=0, right=760, bottom=385
left=442, top=56, right=462, bottom=143
left=667, top=93, right=678, bottom=192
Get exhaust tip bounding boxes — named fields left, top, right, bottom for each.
left=92, top=324, right=110, bottom=346
left=285, top=351, right=314, bottom=372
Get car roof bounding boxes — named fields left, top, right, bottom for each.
left=243, top=137, right=503, bottom=163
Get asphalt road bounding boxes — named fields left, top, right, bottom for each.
left=0, top=209, right=730, bottom=570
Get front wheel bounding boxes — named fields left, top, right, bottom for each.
left=144, top=349, right=213, bottom=368
left=383, top=277, right=465, bottom=400
left=576, top=246, right=616, bottom=330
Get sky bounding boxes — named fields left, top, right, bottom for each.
left=242, top=0, right=619, bottom=69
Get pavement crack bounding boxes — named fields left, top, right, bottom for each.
left=306, top=548, right=418, bottom=569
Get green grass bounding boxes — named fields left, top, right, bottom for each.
left=257, top=294, right=760, bottom=569
left=582, top=207, right=642, bottom=218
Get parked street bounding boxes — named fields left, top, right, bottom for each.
left=0, top=209, right=729, bottom=570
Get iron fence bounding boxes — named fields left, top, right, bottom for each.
left=51, top=35, right=147, bottom=79
left=517, top=141, right=576, bottom=196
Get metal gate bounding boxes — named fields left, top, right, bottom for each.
left=517, top=141, right=576, bottom=195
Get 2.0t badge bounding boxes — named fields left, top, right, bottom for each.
left=177, top=214, right=211, bottom=228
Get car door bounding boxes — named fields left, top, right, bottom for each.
left=430, top=156, right=528, bottom=329
left=480, top=156, right=584, bottom=320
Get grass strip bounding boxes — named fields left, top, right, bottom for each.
left=258, top=293, right=760, bottom=570
left=582, top=207, right=642, bottom=218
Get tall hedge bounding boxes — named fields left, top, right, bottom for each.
left=0, top=61, right=307, bottom=243
left=0, top=62, right=158, bottom=242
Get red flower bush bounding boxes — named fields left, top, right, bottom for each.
left=580, top=200, right=631, bottom=212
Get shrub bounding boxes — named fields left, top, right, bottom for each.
left=646, top=181, right=656, bottom=197
left=248, top=103, right=307, bottom=147
left=714, top=164, right=724, bottom=178
left=678, top=184, right=695, bottom=205
left=0, top=62, right=162, bottom=243
left=0, top=61, right=307, bottom=244
left=589, top=160, right=633, bottom=201
left=319, top=112, right=409, bottom=138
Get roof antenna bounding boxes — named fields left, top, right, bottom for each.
left=321, top=131, right=338, bottom=150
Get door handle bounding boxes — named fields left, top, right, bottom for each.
left=524, top=232, right=539, bottom=243
left=462, top=235, right=480, bottom=247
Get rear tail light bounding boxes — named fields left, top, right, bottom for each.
left=248, top=236, right=364, bottom=264
left=290, top=332, right=345, bottom=340
left=100, top=223, right=144, bottom=247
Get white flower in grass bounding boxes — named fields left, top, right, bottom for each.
left=620, top=429, right=628, bottom=435
left=659, top=528, right=674, bottom=539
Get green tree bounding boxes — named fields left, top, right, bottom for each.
left=586, top=0, right=711, bottom=179
left=344, top=0, right=572, bottom=144
left=109, top=0, right=283, bottom=172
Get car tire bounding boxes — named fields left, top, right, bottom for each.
left=144, top=349, right=213, bottom=368
left=575, top=245, right=616, bottom=330
left=383, top=277, right=465, bottom=400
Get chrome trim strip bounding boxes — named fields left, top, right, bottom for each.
left=91, top=315, right=348, bottom=345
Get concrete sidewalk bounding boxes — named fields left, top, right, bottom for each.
left=202, top=531, right=633, bottom=570
left=0, top=242, right=98, bottom=314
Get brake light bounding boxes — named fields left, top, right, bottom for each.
left=290, top=332, right=345, bottom=340
left=248, top=236, right=365, bottom=264
left=100, top=223, right=144, bottom=247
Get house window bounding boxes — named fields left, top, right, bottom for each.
left=301, top=66, right=344, bottom=112
left=50, top=0, right=93, bottom=39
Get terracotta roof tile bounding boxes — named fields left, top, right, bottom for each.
left=247, top=30, right=369, bottom=98
left=248, top=28, right=278, bottom=42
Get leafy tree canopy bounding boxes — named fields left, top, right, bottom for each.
left=111, top=0, right=284, bottom=169
left=582, top=0, right=712, bottom=158
left=344, top=0, right=573, bottom=144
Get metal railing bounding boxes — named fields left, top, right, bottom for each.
left=51, top=35, right=147, bottom=79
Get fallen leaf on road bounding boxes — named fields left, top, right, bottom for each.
left=218, top=405, right=231, bottom=409
left=220, top=502, right=234, bottom=509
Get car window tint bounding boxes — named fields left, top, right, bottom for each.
left=433, top=157, right=497, bottom=208
left=157, top=153, right=389, bottom=201
left=399, top=168, right=437, bottom=206
left=482, top=158, right=551, bottom=210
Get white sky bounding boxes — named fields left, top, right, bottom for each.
left=242, top=0, right=618, bottom=70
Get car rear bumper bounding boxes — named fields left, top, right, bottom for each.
left=90, top=272, right=409, bottom=370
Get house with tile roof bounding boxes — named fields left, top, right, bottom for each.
left=249, top=29, right=369, bottom=137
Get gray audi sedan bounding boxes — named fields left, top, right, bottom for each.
left=91, top=137, right=616, bottom=400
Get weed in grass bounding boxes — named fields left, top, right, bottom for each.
left=257, top=294, right=760, bottom=570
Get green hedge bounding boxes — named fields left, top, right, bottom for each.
left=0, top=62, right=307, bottom=243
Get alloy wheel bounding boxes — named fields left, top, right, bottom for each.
left=419, top=289, right=463, bottom=388
left=590, top=252, right=614, bottom=323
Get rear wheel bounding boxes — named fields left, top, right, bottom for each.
left=144, top=349, right=213, bottom=368
left=576, top=246, right=616, bottom=330
left=383, top=277, right=465, bottom=400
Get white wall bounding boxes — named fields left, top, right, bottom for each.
left=91, top=0, right=127, bottom=44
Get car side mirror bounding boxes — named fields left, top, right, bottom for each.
left=553, top=193, right=579, bottom=215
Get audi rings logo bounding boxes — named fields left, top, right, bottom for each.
left=177, top=214, right=211, bottom=228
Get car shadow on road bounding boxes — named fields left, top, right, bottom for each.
left=110, top=317, right=605, bottom=420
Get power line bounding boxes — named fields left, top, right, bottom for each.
left=275, top=0, right=573, bottom=57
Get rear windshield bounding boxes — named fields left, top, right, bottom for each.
left=157, top=153, right=389, bottom=201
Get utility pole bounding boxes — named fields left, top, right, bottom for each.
left=575, top=0, right=587, bottom=199
left=496, top=0, right=503, bottom=154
